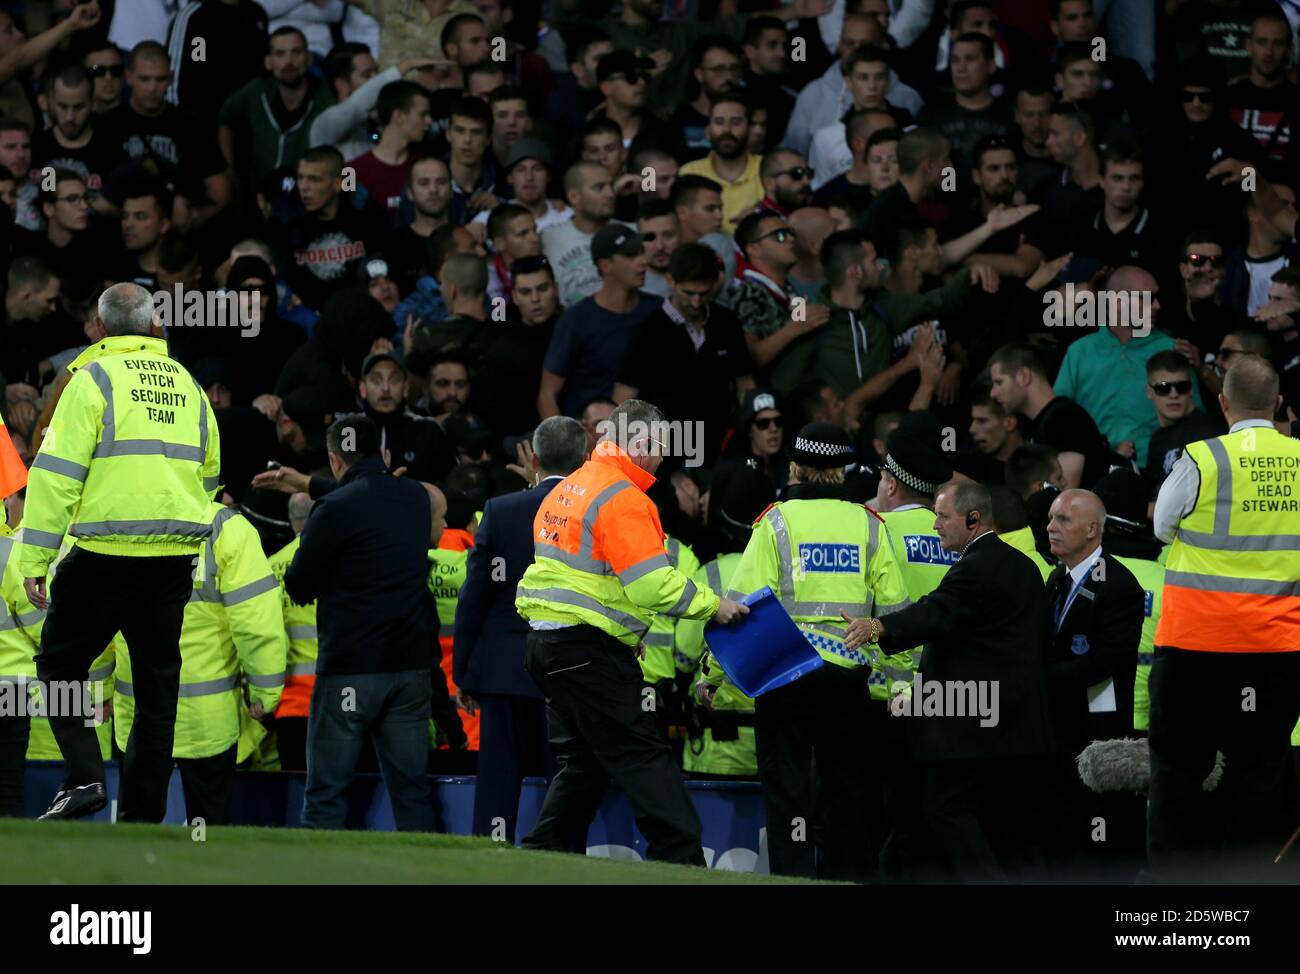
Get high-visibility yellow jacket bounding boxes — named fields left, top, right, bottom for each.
left=17, top=335, right=220, bottom=579
left=726, top=495, right=910, bottom=675
left=998, top=526, right=1054, bottom=581
left=430, top=528, right=478, bottom=749
left=114, top=504, right=285, bottom=760
left=268, top=536, right=316, bottom=719
left=1116, top=555, right=1164, bottom=732
left=516, top=442, right=719, bottom=646
left=0, top=529, right=114, bottom=759
left=639, top=536, right=702, bottom=683
left=879, top=505, right=956, bottom=696
left=1158, top=426, right=1300, bottom=652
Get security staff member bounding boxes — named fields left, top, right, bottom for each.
left=428, top=492, right=478, bottom=757
left=875, top=432, right=956, bottom=880
left=1150, top=356, right=1300, bottom=882
left=639, top=531, right=701, bottom=750
left=686, top=466, right=777, bottom=778
left=516, top=399, right=747, bottom=865
left=728, top=422, right=909, bottom=881
left=267, top=493, right=317, bottom=772
left=114, top=503, right=286, bottom=825
left=20, top=282, right=221, bottom=822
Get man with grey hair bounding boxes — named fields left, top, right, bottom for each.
left=455, top=416, right=589, bottom=842
left=517, top=400, right=747, bottom=864
left=19, top=281, right=221, bottom=822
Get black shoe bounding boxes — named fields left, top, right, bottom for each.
left=38, top=783, right=107, bottom=820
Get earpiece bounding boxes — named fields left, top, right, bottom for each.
left=966, top=511, right=978, bottom=529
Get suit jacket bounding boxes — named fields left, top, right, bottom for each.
left=452, top=477, right=563, bottom=699
left=877, top=533, right=1055, bottom=764
left=1044, top=551, right=1145, bottom=753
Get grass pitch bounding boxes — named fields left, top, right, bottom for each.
left=0, top=820, right=811, bottom=884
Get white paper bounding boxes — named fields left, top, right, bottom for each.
left=1087, top=679, right=1116, bottom=714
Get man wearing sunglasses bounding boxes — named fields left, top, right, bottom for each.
left=82, top=43, right=124, bottom=116
left=636, top=197, right=680, bottom=298
left=1143, top=350, right=1225, bottom=497
left=758, top=150, right=815, bottom=219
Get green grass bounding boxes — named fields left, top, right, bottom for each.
left=0, top=821, right=814, bottom=884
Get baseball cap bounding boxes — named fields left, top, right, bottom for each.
left=591, top=224, right=643, bottom=264
left=360, top=350, right=404, bottom=378
left=596, top=50, right=655, bottom=86
left=504, top=138, right=552, bottom=172
left=355, top=256, right=392, bottom=284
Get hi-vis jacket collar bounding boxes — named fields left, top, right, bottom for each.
left=591, top=440, right=656, bottom=493
left=67, top=335, right=170, bottom=374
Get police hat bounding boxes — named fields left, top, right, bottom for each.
left=883, top=430, right=953, bottom=496
left=791, top=422, right=854, bottom=470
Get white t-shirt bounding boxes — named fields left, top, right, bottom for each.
left=472, top=200, right=574, bottom=235
left=541, top=218, right=631, bottom=309
left=1245, top=252, right=1289, bottom=315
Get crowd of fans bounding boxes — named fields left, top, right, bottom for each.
left=1, top=0, right=1300, bottom=767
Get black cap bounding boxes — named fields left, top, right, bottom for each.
left=596, top=50, right=655, bottom=86
left=280, top=385, right=334, bottom=450
left=354, top=255, right=392, bottom=284
left=1092, top=468, right=1148, bottom=526
left=360, top=350, right=404, bottom=378
left=504, top=138, right=552, bottom=172
left=883, top=430, right=952, bottom=496
left=791, top=422, right=854, bottom=469
left=591, top=224, right=643, bottom=264
left=719, top=463, right=777, bottom=533
left=227, top=256, right=275, bottom=295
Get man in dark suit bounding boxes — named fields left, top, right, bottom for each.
left=454, top=417, right=589, bottom=843
left=1043, top=488, right=1145, bottom=878
left=844, top=480, right=1055, bottom=883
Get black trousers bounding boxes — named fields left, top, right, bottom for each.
left=472, top=692, right=555, bottom=842
left=922, top=755, right=1051, bottom=884
left=521, top=626, right=704, bottom=865
left=0, top=710, right=30, bottom=817
left=274, top=716, right=308, bottom=772
left=177, top=744, right=238, bottom=825
left=1148, top=647, right=1300, bottom=883
left=303, top=669, right=434, bottom=831
left=36, top=548, right=194, bottom=823
left=754, top=663, right=879, bottom=881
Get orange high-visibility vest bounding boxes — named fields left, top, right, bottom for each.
left=434, top=527, right=479, bottom=749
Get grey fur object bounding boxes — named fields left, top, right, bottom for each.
left=1076, top=738, right=1224, bottom=794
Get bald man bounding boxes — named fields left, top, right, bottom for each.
left=1043, top=487, right=1146, bottom=880
left=788, top=206, right=833, bottom=298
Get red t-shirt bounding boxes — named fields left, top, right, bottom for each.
left=351, top=150, right=419, bottom=224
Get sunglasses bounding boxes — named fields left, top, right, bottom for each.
left=1184, top=253, right=1224, bottom=268
left=753, top=416, right=783, bottom=430
left=1181, top=90, right=1214, bottom=104
left=640, top=231, right=668, bottom=243
left=1150, top=380, right=1193, bottom=396
left=757, top=227, right=796, bottom=244
left=87, top=64, right=124, bottom=79
left=775, top=167, right=814, bottom=181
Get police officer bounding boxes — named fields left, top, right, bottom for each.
left=113, top=503, right=286, bottom=825
left=727, top=422, right=909, bottom=881
left=1149, top=356, right=1300, bottom=881
left=19, top=283, right=221, bottom=822
left=874, top=432, right=955, bottom=879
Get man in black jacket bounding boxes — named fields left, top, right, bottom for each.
left=845, top=480, right=1055, bottom=883
left=356, top=351, right=458, bottom=483
left=1043, top=487, right=1145, bottom=878
left=454, top=416, right=588, bottom=843
left=285, top=414, right=446, bottom=831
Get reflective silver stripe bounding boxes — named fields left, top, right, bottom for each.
left=24, top=528, right=62, bottom=550
left=204, top=475, right=221, bottom=493
left=1164, top=570, right=1300, bottom=598
left=85, top=362, right=114, bottom=439
left=618, top=552, right=670, bottom=586
left=246, top=671, right=284, bottom=688
left=286, top=661, right=316, bottom=676
left=116, top=674, right=239, bottom=698
left=517, top=586, right=647, bottom=636
left=882, top=666, right=913, bottom=685
left=439, top=623, right=455, bottom=637
left=705, top=560, right=722, bottom=593
left=1137, top=652, right=1154, bottom=667
left=765, top=506, right=795, bottom=601
left=580, top=481, right=632, bottom=560
left=867, top=513, right=880, bottom=560
left=1206, top=437, right=1231, bottom=538
left=536, top=546, right=612, bottom=574
left=95, top=440, right=205, bottom=462
left=877, top=598, right=913, bottom=616
left=666, top=578, right=698, bottom=616
left=286, top=624, right=318, bottom=640
left=189, top=586, right=222, bottom=604
left=87, top=663, right=114, bottom=682
left=16, top=608, right=46, bottom=627
left=642, top=632, right=674, bottom=646
left=195, top=375, right=208, bottom=460
left=70, top=519, right=210, bottom=538
left=1176, top=529, right=1300, bottom=552
left=912, top=647, right=924, bottom=668
left=32, top=454, right=88, bottom=481
left=787, top=599, right=872, bottom=618
left=222, top=574, right=279, bottom=606
left=724, top=588, right=745, bottom=602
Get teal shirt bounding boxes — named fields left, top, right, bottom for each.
left=1053, top=328, right=1202, bottom=469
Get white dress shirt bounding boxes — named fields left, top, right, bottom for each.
left=1152, top=419, right=1274, bottom=543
